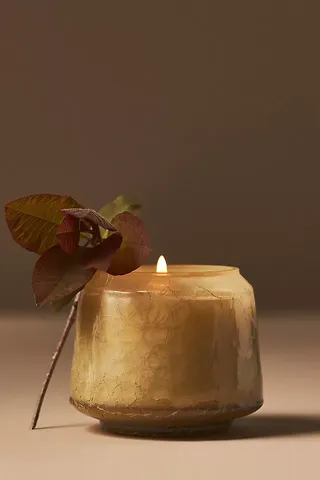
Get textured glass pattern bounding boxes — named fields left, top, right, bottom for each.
left=70, top=266, right=263, bottom=435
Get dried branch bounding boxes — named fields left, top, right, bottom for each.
left=30, top=294, right=80, bottom=430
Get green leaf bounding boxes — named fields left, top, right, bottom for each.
left=107, top=211, right=151, bottom=276
left=32, top=245, right=95, bottom=306
left=98, top=195, right=141, bottom=239
left=5, top=194, right=82, bottom=255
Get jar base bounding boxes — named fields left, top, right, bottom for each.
left=99, top=419, right=232, bottom=438
left=71, top=396, right=263, bottom=438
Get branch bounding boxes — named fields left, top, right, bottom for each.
left=30, top=294, right=80, bottom=430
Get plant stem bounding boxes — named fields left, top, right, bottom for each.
left=30, top=294, right=80, bottom=430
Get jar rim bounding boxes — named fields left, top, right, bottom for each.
left=132, top=265, right=239, bottom=277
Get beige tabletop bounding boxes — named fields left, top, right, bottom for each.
left=0, top=311, right=319, bottom=480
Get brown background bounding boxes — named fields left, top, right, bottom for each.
left=1, top=1, right=319, bottom=311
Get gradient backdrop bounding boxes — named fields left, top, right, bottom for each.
left=1, top=1, right=319, bottom=311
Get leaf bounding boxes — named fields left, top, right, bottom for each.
left=61, top=207, right=118, bottom=246
left=32, top=245, right=95, bottom=306
left=98, top=195, right=141, bottom=239
left=85, top=231, right=122, bottom=270
left=5, top=194, right=82, bottom=254
left=61, top=208, right=116, bottom=232
left=32, top=233, right=123, bottom=306
left=107, top=211, right=151, bottom=276
left=56, top=214, right=80, bottom=254
left=50, top=288, right=83, bottom=311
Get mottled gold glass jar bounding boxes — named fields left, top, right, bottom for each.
left=70, top=265, right=263, bottom=436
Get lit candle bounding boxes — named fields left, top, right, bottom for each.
left=70, top=257, right=263, bottom=435
left=156, top=254, right=167, bottom=273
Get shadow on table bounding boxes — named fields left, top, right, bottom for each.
left=87, top=413, right=320, bottom=441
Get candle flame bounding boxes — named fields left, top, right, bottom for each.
left=156, top=255, right=167, bottom=273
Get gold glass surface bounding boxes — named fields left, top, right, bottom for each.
left=70, top=265, right=263, bottom=436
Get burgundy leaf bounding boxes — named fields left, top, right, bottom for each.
left=107, top=212, right=151, bottom=276
left=56, top=214, right=80, bottom=254
left=32, top=245, right=95, bottom=306
left=85, top=231, right=123, bottom=271
left=61, top=208, right=116, bottom=232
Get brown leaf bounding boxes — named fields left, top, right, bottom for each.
left=107, top=212, right=151, bottom=276
left=85, top=231, right=123, bottom=271
left=50, top=288, right=83, bottom=311
left=61, top=208, right=116, bottom=232
left=56, top=214, right=80, bottom=254
left=5, top=194, right=82, bottom=254
left=32, top=245, right=95, bottom=306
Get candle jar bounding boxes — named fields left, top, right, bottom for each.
left=70, top=266, right=263, bottom=436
